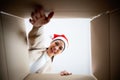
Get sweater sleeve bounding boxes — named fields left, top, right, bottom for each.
left=28, top=26, right=46, bottom=49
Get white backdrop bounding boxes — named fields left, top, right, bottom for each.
left=25, top=18, right=92, bottom=74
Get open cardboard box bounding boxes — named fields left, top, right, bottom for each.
left=0, top=0, right=120, bottom=80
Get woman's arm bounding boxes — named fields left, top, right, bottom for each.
left=28, top=7, right=54, bottom=47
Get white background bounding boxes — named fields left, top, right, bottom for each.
left=25, top=18, right=92, bottom=74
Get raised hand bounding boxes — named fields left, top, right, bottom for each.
left=29, top=7, right=54, bottom=28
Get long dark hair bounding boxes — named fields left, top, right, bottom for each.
left=51, top=56, right=54, bottom=62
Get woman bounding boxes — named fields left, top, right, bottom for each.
left=28, top=7, right=71, bottom=76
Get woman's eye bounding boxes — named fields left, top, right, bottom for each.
left=59, top=46, right=63, bottom=50
left=55, top=42, right=59, bottom=46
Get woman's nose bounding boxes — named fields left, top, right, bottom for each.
left=54, top=46, right=59, bottom=51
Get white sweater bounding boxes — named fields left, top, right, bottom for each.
left=28, top=27, right=52, bottom=73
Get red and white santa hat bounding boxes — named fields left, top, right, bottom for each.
left=51, top=34, right=69, bottom=49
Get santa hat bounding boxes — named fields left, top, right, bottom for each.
left=51, top=34, right=69, bottom=49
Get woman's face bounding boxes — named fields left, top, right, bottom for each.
left=47, top=40, right=65, bottom=57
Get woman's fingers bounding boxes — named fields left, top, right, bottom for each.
left=31, top=8, right=54, bottom=22
left=39, top=9, right=46, bottom=17
left=60, top=70, right=72, bottom=76
left=29, top=19, right=34, bottom=25
left=31, top=12, right=36, bottom=21
left=29, top=7, right=54, bottom=27
left=47, top=11, right=54, bottom=21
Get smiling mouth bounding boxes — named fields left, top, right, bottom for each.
left=51, top=47, right=55, bottom=53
